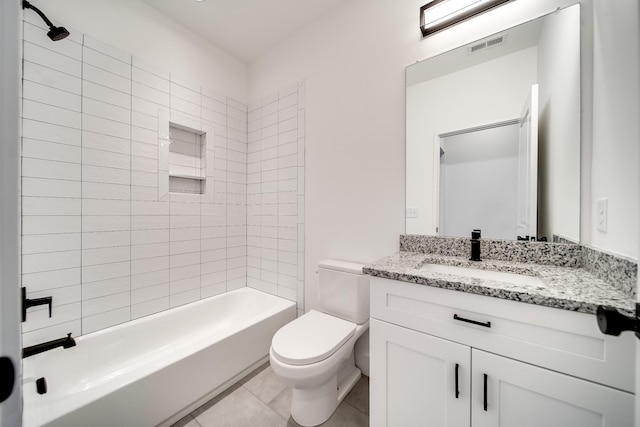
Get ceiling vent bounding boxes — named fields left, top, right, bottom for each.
left=468, top=33, right=507, bottom=54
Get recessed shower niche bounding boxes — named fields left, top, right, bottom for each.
left=158, top=110, right=213, bottom=199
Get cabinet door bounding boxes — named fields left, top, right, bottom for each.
left=370, top=319, right=471, bottom=427
left=472, top=349, right=634, bottom=427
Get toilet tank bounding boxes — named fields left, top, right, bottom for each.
left=317, top=259, right=370, bottom=324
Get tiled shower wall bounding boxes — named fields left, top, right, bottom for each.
left=246, top=86, right=306, bottom=317
left=20, top=15, right=305, bottom=345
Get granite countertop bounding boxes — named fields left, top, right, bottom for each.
left=364, top=251, right=636, bottom=314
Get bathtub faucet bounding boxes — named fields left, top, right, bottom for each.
left=23, top=333, right=76, bottom=358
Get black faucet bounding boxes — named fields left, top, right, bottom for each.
left=23, top=333, right=76, bottom=358
left=470, top=229, right=481, bottom=261
left=22, top=287, right=53, bottom=322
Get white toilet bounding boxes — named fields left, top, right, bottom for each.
left=269, top=259, right=370, bottom=427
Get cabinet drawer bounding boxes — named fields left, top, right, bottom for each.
left=370, top=277, right=635, bottom=392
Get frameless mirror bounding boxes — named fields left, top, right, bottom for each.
left=406, top=4, right=580, bottom=243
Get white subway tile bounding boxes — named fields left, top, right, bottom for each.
left=22, top=158, right=80, bottom=181
left=84, top=35, right=131, bottom=64
left=131, top=269, right=169, bottom=290
left=132, top=67, right=170, bottom=93
left=83, top=81, right=131, bottom=109
left=132, top=111, right=157, bottom=131
left=22, top=138, right=81, bottom=163
left=82, top=199, right=130, bottom=216
left=22, top=197, right=80, bottom=216
left=132, top=57, right=169, bottom=80
left=22, top=119, right=81, bottom=146
left=23, top=99, right=81, bottom=129
left=23, top=80, right=81, bottom=112
left=170, top=227, right=200, bottom=242
left=170, top=264, right=200, bottom=282
left=279, top=129, right=297, bottom=145
left=82, top=114, right=131, bottom=139
left=131, top=201, right=169, bottom=215
left=23, top=42, right=81, bottom=77
left=132, top=283, right=169, bottom=304
left=83, top=291, right=130, bottom=317
left=201, top=260, right=226, bottom=275
left=170, top=277, right=200, bottom=295
left=201, top=248, right=226, bottom=263
left=22, top=177, right=81, bottom=198
left=131, top=185, right=158, bottom=201
left=22, top=268, right=80, bottom=292
left=22, top=250, right=81, bottom=274
left=132, top=141, right=157, bottom=159
left=82, top=276, right=130, bottom=300
left=131, top=156, right=157, bottom=173
left=82, top=131, right=130, bottom=155
left=171, top=96, right=201, bottom=118
left=83, top=63, right=131, bottom=94
left=132, top=82, right=169, bottom=107
left=131, top=256, right=169, bottom=275
left=82, top=231, right=130, bottom=250
left=82, top=216, right=130, bottom=232
left=201, top=283, right=226, bottom=299
left=170, top=240, right=200, bottom=255
left=82, top=165, right=130, bottom=185
left=82, top=246, right=130, bottom=266
left=22, top=233, right=81, bottom=254
left=82, top=261, right=130, bottom=283
left=83, top=46, right=131, bottom=79
left=169, top=289, right=199, bottom=308
left=83, top=306, right=129, bottom=334
left=171, top=252, right=201, bottom=268
left=278, top=286, right=296, bottom=302
left=23, top=215, right=80, bottom=235
left=131, top=297, right=169, bottom=320
left=131, top=243, right=169, bottom=260
left=131, top=171, right=157, bottom=187
left=23, top=61, right=82, bottom=95
left=171, top=82, right=200, bottom=104
left=131, top=229, right=169, bottom=245
left=131, top=215, right=169, bottom=230
left=83, top=148, right=130, bottom=170
left=83, top=98, right=131, bottom=125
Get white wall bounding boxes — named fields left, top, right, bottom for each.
left=43, top=0, right=247, bottom=102
left=249, top=0, right=639, bottom=312
left=589, top=0, right=639, bottom=258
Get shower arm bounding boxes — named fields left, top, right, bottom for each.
left=22, top=0, right=56, bottom=29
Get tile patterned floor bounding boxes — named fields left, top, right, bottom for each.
left=172, top=363, right=369, bottom=427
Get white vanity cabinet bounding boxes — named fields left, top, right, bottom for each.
left=370, top=277, right=635, bottom=427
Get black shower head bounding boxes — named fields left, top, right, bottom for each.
left=47, top=26, right=70, bottom=41
left=23, top=0, right=70, bottom=42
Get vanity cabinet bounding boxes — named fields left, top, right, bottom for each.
left=370, top=277, right=635, bottom=427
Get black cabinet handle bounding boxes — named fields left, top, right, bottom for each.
left=454, top=363, right=460, bottom=398
left=453, top=314, right=491, bottom=328
left=483, top=374, right=488, bottom=411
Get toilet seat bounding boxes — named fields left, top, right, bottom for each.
left=271, top=310, right=355, bottom=366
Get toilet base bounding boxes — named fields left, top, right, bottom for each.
left=290, top=365, right=362, bottom=427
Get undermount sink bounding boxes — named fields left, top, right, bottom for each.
left=420, top=263, right=545, bottom=287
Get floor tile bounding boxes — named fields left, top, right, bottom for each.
left=171, top=414, right=201, bottom=427
left=321, top=402, right=369, bottom=427
left=243, top=365, right=288, bottom=404
left=195, top=385, right=290, bottom=427
left=344, top=375, right=369, bottom=415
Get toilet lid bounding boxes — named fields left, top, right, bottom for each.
left=271, top=310, right=355, bottom=366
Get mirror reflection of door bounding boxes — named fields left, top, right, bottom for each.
left=438, top=84, right=539, bottom=241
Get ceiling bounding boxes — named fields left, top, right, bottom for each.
left=142, top=0, right=349, bottom=63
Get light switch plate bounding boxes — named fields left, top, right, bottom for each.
left=597, top=198, right=608, bottom=232
left=406, top=207, right=419, bottom=218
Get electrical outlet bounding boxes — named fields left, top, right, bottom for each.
left=406, top=207, right=419, bottom=218
left=597, top=198, right=608, bottom=232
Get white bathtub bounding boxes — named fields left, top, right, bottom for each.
left=22, top=288, right=296, bottom=427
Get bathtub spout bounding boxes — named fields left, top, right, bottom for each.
left=23, top=333, right=76, bottom=358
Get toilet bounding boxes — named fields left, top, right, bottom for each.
left=269, top=259, right=370, bottom=427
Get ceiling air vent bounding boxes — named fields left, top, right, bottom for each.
left=468, top=33, right=507, bottom=55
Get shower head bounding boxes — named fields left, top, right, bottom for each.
left=47, top=26, right=70, bottom=41
left=22, top=1, right=70, bottom=42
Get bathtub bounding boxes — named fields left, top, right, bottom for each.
left=22, top=288, right=296, bottom=427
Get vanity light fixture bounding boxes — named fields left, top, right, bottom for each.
left=420, top=0, right=513, bottom=37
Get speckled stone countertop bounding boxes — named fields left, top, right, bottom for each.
left=363, top=251, right=636, bottom=315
